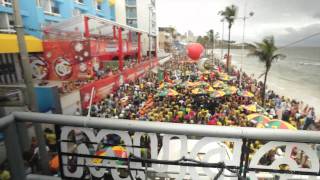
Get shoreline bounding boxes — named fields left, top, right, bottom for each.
left=211, top=54, right=320, bottom=118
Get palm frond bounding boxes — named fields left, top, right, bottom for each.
left=220, top=4, right=238, bottom=29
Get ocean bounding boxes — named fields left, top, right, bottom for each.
left=214, top=47, right=320, bottom=116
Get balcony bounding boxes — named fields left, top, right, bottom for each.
left=2, top=112, right=320, bottom=180
left=0, top=0, right=12, bottom=7
left=125, top=0, right=136, bottom=7
left=126, top=14, right=137, bottom=19
left=74, top=0, right=84, bottom=5
left=39, top=0, right=61, bottom=16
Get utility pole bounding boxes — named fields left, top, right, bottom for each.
left=220, top=19, right=225, bottom=67
left=211, top=30, right=214, bottom=66
left=12, top=0, right=50, bottom=174
left=149, top=5, right=152, bottom=60
left=239, top=0, right=254, bottom=89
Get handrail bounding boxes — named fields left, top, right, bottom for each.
left=9, top=111, right=320, bottom=143
left=2, top=111, right=320, bottom=180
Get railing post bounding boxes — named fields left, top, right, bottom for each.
left=137, top=32, right=142, bottom=64
left=84, top=16, right=90, bottom=38
left=54, top=125, right=65, bottom=179
left=4, top=122, right=26, bottom=180
left=113, top=26, right=117, bottom=39
left=239, top=138, right=247, bottom=179
left=118, top=27, right=124, bottom=71
left=243, top=140, right=252, bottom=179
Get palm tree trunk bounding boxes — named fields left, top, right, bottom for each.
left=262, top=68, right=269, bottom=107
left=226, top=27, right=231, bottom=73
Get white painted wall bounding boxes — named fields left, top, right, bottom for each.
left=60, top=90, right=81, bottom=115
left=136, top=0, right=157, bottom=55
left=115, top=0, right=126, bottom=24
left=115, top=0, right=157, bottom=56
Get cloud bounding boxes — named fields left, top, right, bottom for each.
left=276, top=24, right=320, bottom=46
left=313, top=13, right=320, bottom=19
left=156, top=0, right=320, bottom=46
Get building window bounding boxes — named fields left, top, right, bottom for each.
left=0, top=13, right=15, bottom=32
left=126, top=7, right=137, bottom=19
left=7, top=13, right=14, bottom=29
left=126, top=0, right=136, bottom=6
left=75, top=0, right=84, bottom=4
left=0, top=0, right=12, bottom=7
left=95, top=0, right=102, bottom=10
left=39, top=0, right=60, bottom=15
left=127, top=19, right=137, bottom=28
left=151, top=0, right=155, bottom=7
left=50, top=0, right=60, bottom=14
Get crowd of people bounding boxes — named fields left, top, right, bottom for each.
left=2, top=57, right=317, bottom=178
left=86, top=57, right=318, bottom=131
left=0, top=127, right=59, bottom=178
left=80, top=57, right=319, bottom=172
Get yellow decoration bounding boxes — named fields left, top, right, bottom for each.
left=0, top=34, right=43, bottom=53
left=109, top=0, right=116, bottom=6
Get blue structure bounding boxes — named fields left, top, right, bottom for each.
left=0, top=0, right=115, bottom=38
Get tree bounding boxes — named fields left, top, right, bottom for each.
left=196, top=35, right=209, bottom=47
left=248, top=36, right=286, bottom=107
left=207, top=30, right=214, bottom=48
left=219, top=5, right=238, bottom=73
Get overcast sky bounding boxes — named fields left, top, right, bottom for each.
left=156, top=0, right=320, bottom=46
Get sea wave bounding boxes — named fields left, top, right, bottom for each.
left=299, top=62, right=320, bottom=66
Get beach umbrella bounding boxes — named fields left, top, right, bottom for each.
left=185, top=81, right=200, bottom=87
left=202, top=70, right=211, bottom=74
left=205, top=86, right=215, bottom=93
left=192, top=88, right=207, bottom=95
left=219, top=73, right=231, bottom=81
left=92, top=146, right=128, bottom=164
left=223, top=86, right=238, bottom=95
left=158, top=82, right=174, bottom=89
left=238, top=90, right=254, bottom=98
left=158, top=88, right=178, bottom=97
left=258, top=120, right=297, bottom=130
left=167, top=89, right=179, bottom=96
left=197, top=81, right=210, bottom=87
left=247, top=113, right=271, bottom=124
left=241, top=104, right=257, bottom=112
left=157, top=89, right=168, bottom=97
left=210, top=90, right=226, bottom=98
left=212, top=80, right=225, bottom=88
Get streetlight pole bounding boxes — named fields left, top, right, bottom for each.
left=220, top=19, right=225, bottom=67
left=239, top=9, right=254, bottom=88
left=212, top=30, right=214, bottom=66
left=148, top=5, right=152, bottom=60
left=12, top=0, right=50, bottom=174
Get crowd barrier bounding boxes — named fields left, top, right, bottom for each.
left=80, top=59, right=159, bottom=109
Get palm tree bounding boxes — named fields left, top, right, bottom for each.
left=248, top=36, right=286, bottom=107
left=219, top=5, right=238, bottom=73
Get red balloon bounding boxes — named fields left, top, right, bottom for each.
left=186, top=43, right=204, bottom=60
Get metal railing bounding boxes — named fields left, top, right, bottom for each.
left=1, top=112, right=320, bottom=180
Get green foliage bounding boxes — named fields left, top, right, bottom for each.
left=248, top=36, right=286, bottom=71
left=219, top=5, right=238, bottom=29
left=248, top=36, right=286, bottom=107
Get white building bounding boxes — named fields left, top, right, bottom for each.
left=187, top=30, right=196, bottom=43
left=115, top=0, right=157, bottom=56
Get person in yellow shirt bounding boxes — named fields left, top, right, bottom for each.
left=177, top=110, right=184, bottom=122
left=168, top=111, right=173, bottom=122
left=0, top=168, right=10, bottom=180
left=44, top=128, right=57, bottom=152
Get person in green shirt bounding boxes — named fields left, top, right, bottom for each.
left=0, top=169, right=10, bottom=180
